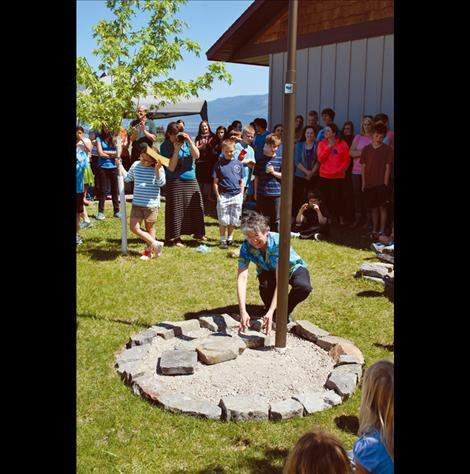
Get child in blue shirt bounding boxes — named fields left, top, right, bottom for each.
left=117, top=150, right=166, bottom=261
left=213, top=139, right=245, bottom=248
left=353, top=360, right=394, bottom=474
left=76, top=127, right=91, bottom=245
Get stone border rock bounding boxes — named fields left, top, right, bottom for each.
left=115, top=315, right=365, bottom=421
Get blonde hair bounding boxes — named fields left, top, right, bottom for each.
left=358, top=359, right=394, bottom=461
left=221, top=139, right=236, bottom=150
left=242, top=125, right=255, bottom=135
left=283, top=431, right=353, bottom=474
left=360, top=117, right=374, bottom=135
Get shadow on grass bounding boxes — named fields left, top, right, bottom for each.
left=357, top=290, right=384, bottom=298
left=78, top=248, right=141, bottom=261
left=179, top=446, right=288, bottom=474
left=335, top=414, right=359, bottom=435
left=183, top=304, right=265, bottom=320
left=77, top=313, right=148, bottom=328
left=373, top=342, right=394, bottom=352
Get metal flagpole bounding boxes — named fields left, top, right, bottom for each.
left=275, top=0, right=298, bottom=349
left=116, top=136, right=128, bottom=255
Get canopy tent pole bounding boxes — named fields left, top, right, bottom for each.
left=116, top=137, right=128, bottom=255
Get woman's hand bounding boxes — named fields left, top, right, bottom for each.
left=239, top=310, right=251, bottom=332
left=262, top=313, right=273, bottom=335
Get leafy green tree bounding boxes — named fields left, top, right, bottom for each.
left=77, top=0, right=232, bottom=131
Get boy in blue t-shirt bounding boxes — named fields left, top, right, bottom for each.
left=213, top=139, right=245, bottom=248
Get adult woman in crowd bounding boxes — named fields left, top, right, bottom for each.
left=76, top=127, right=93, bottom=229
left=95, top=128, right=120, bottom=220
left=160, top=122, right=206, bottom=246
left=195, top=120, right=216, bottom=202
left=341, top=121, right=355, bottom=147
left=349, top=116, right=373, bottom=228
left=293, top=125, right=318, bottom=218
left=272, top=123, right=284, bottom=159
left=316, top=123, right=350, bottom=225
left=89, top=131, right=100, bottom=200
left=294, top=114, right=304, bottom=143
left=207, top=126, right=226, bottom=163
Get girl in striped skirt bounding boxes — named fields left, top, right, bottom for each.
left=160, top=122, right=206, bottom=247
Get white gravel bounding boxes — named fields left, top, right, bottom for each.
left=142, top=330, right=334, bottom=404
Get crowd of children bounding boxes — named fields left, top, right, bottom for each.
left=76, top=106, right=394, bottom=255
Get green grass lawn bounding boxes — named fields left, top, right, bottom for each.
left=77, top=197, right=393, bottom=474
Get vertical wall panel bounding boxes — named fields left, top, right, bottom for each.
left=270, top=52, right=285, bottom=128
left=364, top=36, right=384, bottom=116
left=381, top=34, right=394, bottom=128
left=295, top=49, right=309, bottom=121
left=268, top=54, right=273, bottom=128
left=348, top=39, right=367, bottom=132
left=306, top=46, right=322, bottom=115
left=268, top=35, right=394, bottom=134
left=320, top=44, right=336, bottom=111
left=334, top=41, right=351, bottom=127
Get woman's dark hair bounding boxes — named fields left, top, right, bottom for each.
left=340, top=121, right=355, bottom=147
left=273, top=123, right=283, bottom=132
left=215, top=126, right=227, bottom=141
left=299, top=125, right=316, bottom=143
left=325, top=122, right=339, bottom=137
left=254, top=118, right=267, bottom=130
left=100, top=128, right=114, bottom=148
left=231, top=120, right=242, bottom=131
left=76, top=126, right=84, bottom=133
left=165, top=121, right=181, bottom=140
left=196, top=120, right=214, bottom=140
left=307, top=188, right=323, bottom=202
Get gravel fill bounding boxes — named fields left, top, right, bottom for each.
left=141, top=330, right=334, bottom=404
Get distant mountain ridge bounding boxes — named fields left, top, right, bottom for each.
left=207, top=94, right=268, bottom=126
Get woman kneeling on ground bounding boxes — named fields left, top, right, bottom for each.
left=237, top=212, right=312, bottom=335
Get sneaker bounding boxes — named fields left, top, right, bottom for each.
left=76, top=234, right=83, bottom=245
left=80, top=220, right=93, bottom=230
left=371, top=242, right=385, bottom=253
left=95, top=212, right=105, bottom=220
left=113, top=212, right=121, bottom=219
left=140, top=248, right=153, bottom=261
left=151, top=240, right=164, bottom=256
left=314, top=233, right=322, bottom=241
left=227, top=240, right=237, bottom=247
left=219, top=241, right=228, bottom=249
left=291, top=232, right=300, bottom=238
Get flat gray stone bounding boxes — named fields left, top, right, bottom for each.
left=196, top=339, right=239, bottom=365
left=249, top=318, right=263, bottom=332
left=153, top=324, right=175, bottom=340
left=238, top=330, right=266, bottom=349
left=269, top=399, right=304, bottom=420
left=360, top=262, right=394, bottom=278
left=116, top=345, right=151, bottom=367
left=325, top=370, right=358, bottom=399
left=264, top=334, right=275, bottom=347
left=315, top=335, right=354, bottom=352
left=127, top=327, right=159, bottom=348
left=377, top=253, right=394, bottom=264
left=155, top=392, right=222, bottom=420
left=294, top=320, right=330, bottom=342
left=336, top=354, right=363, bottom=366
left=220, top=395, right=270, bottom=421
left=363, top=275, right=385, bottom=284
left=292, top=392, right=329, bottom=414
left=116, top=360, right=147, bottom=384
left=333, top=363, right=363, bottom=383
left=323, top=389, right=343, bottom=406
left=160, top=350, right=197, bottom=375
left=198, top=316, right=220, bottom=332
left=198, top=314, right=240, bottom=332
left=160, top=319, right=201, bottom=337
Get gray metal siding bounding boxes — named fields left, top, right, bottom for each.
left=268, top=34, right=394, bottom=133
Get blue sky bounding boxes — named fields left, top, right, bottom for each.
left=76, top=0, right=269, bottom=101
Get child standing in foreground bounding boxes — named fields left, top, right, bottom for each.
left=283, top=431, right=353, bottom=474
left=360, top=122, right=393, bottom=240
left=213, top=139, right=245, bottom=248
left=117, top=150, right=165, bottom=260
left=353, top=359, right=394, bottom=474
